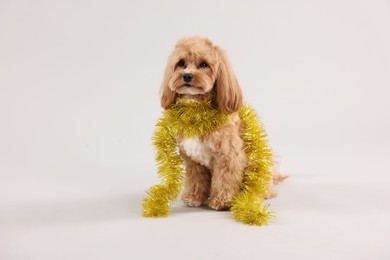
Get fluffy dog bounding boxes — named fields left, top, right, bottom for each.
left=160, top=36, right=285, bottom=211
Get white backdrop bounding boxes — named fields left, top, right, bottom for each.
left=1, top=0, right=389, bottom=259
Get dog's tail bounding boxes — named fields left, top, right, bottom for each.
left=273, top=172, right=289, bottom=184
left=264, top=153, right=288, bottom=199
left=271, top=153, right=288, bottom=184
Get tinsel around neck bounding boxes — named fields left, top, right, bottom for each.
left=144, top=97, right=274, bottom=226
left=160, top=98, right=231, bottom=138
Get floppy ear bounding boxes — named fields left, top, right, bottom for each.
left=160, top=58, right=177, bottom=110
left=215, top=46, right=243, bottom=114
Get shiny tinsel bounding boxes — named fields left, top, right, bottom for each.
left=142, top=99, right=273, bottom=226
left=230, top=106, right=273, bottom=226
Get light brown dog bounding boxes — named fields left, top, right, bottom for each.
left=160, top=36, right=285, bottom=210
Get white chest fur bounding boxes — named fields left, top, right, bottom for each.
left=180, top=137, right=211, bottom=168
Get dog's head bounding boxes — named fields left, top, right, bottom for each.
left=160, top=36, right=242, bottom=114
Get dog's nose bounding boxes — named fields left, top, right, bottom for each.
left=183, top=73, right=193, bottom=83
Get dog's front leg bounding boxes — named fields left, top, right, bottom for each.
left=180, top=150, right=211, bottom=207
left=207, top=137, right=247, bottom=210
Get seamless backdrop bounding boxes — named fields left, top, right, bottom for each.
left=1, top=1, right=390, bottom=259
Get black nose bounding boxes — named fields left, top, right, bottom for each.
left=183, top=73, right=193, bottom=83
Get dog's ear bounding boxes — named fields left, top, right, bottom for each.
left=160, top=58, right=177, bottom=110
left=215, top=46, right=243, bottom=114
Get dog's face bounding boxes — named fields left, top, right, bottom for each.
left=168, top=37, right=218, bottom=96
left=160, top=36, right=243, bottom=114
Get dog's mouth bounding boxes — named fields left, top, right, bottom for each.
left=176, top=84, right=206, bottom=95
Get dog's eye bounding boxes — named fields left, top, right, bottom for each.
left=177, top=60, right=185, bottom=68
left=199, top=61, right=208, bottom=68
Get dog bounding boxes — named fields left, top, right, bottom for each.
left=159, top=36, right=286, bottom=211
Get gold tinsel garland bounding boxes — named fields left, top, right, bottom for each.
left=142, top=99, right=273, bottom=226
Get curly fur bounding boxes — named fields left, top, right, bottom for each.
left=160, top=36, right=285, bottom=210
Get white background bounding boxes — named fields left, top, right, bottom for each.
left=1, top=0, right=390, bottom=259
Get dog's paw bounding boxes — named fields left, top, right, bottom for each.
left=208, top=197, right=231, bottom=211
left=182, top=194, right=207, bottom=207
